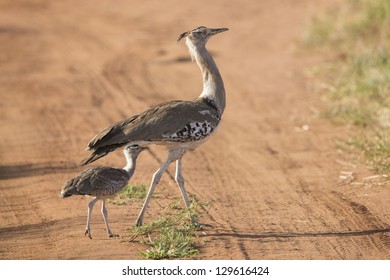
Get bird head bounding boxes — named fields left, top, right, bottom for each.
left=177, top=26, right=229, bottom=46
left=123, top=144, right=148, bottom=159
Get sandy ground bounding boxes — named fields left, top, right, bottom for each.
left=1, top=0, right=390, bottom=260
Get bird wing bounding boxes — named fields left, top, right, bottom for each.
left=61, top=167, right=129, bottom=196
left=89, top=99, right=220, bottom=148
left=81, top=99, right=220, bottom=165
left=84, top=168, right=129, bottom=195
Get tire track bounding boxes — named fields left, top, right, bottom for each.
left=295, top=174, right=390, bottom=258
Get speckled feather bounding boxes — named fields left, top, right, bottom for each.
left=60, top=166, right=129, bottom=199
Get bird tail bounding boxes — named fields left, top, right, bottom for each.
left=80, top=151, right=107, bottom=166
left=80, top=144, right=125, bottom=166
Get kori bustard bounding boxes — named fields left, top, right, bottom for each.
left=81, top=26, right=228, bottom=226
left=61, top=145, right=147, bottom=238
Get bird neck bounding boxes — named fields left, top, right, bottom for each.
left=123, top=156, right=136, bottom=177
left=188, top=42, right=226, bottom=115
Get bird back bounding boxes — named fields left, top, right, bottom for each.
left=60, top=167, right=130, bottom=198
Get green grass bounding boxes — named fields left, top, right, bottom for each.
left=110, top=182, right=209, bottom=259
left=109, top=183, right=147, bottom=205
left=303, top=0, right=390, bottom=50
left=322, top=49, right=390, bottom=128
left=127, top=197, right=208, bottom=260
left=346, top=132, right=390, bottom=174
left=304, top=0, right=390, bottom=175
left=133, top=216, right=199, bottom=260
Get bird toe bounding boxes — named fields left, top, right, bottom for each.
left=109, top=233, right=119, bottom=238
left=85, top=229, right=92, bottom=239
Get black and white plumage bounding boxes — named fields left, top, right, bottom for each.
left=61, top=145, right=146, bottom=238
left=81, top=26, right=228, bottom=226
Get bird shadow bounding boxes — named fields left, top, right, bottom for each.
left=203, top=228, right=390, bottom=240
left=0, top=220, right=58, bottom=239
left=0, top=162, right=80, bottom=180
left=0, top=218, right=123, bottom=242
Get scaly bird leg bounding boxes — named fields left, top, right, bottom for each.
left=136, top=149, right=185, bottom=226
left=101, top=200, right=118, bottom=238
left=85, top=197, right=98, bottom=239
left=175, top=158, right=212, bottom=228
left=135, top=158, right=172, bottom=226
left=175, top=158, right=190, bottom=208
left=175, top=158, right=195, bottom=224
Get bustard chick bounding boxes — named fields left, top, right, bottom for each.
left=61, top=145, right=147, bottom=238
left=81, top=26, right=228, bottom=226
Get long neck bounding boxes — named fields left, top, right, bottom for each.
left=123, top=156, right=136, bottom=177
left=187, top=40, right=226, bottom=115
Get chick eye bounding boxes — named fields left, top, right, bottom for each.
left=201, top=30, right=207, bottom=36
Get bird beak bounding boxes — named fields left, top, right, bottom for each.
left=210, top=28, right=229, bottom=36
left=141, top=146, right=150, bottom=151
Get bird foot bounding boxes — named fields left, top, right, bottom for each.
left=194, top=222, right=213, bottom=230
left=108, top=233, right=119, bottom=238
left=85, top=229, right=92, bottom=239
left=190, top=217, right=212, bottom=229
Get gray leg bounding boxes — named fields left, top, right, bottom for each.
left=175, top=159, right=190, bottom=208
left=176, top=159, right=212, bottom=228
left=85, top=197, right=98, bottom=239
left=175, top=159, right=204, bottom=226
left=101, top=200, right=118, bottom=238
left=135, top=149, right=185, bottom=226
left=135, top=158, right=172, bottom=226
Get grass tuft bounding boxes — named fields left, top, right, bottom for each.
left=110, top=183, right=209, bottom=259
left=347, top=132, right=390, bottom=175
left=109, top=183, right=147, bottom=205
left=127, top=197, right=208, bottom=259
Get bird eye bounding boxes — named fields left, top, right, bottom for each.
left=194, top=29, right=207, bottom=37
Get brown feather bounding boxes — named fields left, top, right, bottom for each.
left=81, top=98, right=220, bottom=165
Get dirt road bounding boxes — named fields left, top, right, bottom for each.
left=1, top=0, right=390, bottom=259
